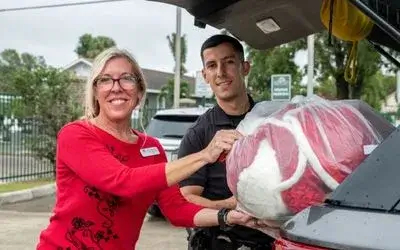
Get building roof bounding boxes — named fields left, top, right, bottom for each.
left=62, top=58, right=93, bottom=71
left=142, top=68, right=195, bottom=92
left=62, top=58, right=196, bottom=92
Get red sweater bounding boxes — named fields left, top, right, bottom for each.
left=37, top=120, right=203, bottom=250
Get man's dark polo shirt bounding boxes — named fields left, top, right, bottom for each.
left=178, top=96, right=255, bottom=200
left=178, top=95, right=274, bottom=246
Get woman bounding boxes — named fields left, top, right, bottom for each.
left=36, top=47, right=256, bottom=250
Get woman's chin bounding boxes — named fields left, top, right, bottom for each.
left=106, top=111, right=132, bottom=122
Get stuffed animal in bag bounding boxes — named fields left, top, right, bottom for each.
left=226, top=97, right=381, bottom=220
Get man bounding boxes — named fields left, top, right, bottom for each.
left=178, top=34, right=274, bottom=249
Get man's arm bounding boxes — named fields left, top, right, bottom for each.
left=178, top=127, right=237, bottom=210
left=180, top=185, right=237, bottom=210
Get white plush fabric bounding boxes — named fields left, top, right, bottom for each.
left=236, top=139, right=289, bottom=219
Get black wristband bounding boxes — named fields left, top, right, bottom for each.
left=217, top=208, right=232, bottom=231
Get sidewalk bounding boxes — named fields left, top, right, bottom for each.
left=0, top=183, right=56, bottom=206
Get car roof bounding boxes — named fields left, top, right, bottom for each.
left=148, top=0, right=324, bottom=50
left=154, top=107, right=210, bottom=117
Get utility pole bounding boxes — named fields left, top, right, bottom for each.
left=173, top=7, right=182, bottom=108
left=307, top=34, right=315, bottom=97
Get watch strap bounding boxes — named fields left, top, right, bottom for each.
left=217, top=208, right=232, bottom=231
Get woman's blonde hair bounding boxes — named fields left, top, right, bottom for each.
left=84, top=47, right=147, bottom=119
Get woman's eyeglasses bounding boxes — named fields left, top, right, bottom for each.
left=94, top=74, right=141, bottom=91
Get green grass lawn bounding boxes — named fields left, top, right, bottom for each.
left=0, top=178, right=54, bottom=193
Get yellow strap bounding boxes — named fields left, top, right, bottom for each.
left=344, top=41, right=358, bottom=84
left=320, top=0, right=375, bottom=86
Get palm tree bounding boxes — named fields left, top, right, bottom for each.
left=166, top=33, right=187, bottom=76
left=159, top=33, right=192, bottom=108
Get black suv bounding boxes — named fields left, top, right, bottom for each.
left=148, top=0, right=400, bottom=249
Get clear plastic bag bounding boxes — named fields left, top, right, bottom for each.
left=226, top=96, right=384, bottom=221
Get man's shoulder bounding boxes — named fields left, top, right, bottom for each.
left=182, top=107, right=220, bottom=146
left=189, top=107, right=217, bottom=131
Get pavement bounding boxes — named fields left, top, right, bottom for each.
left=0, top=183, right=188, bottom=250
left=0, top=183, right=55, bottom=206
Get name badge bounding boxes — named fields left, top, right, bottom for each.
left=140, top=147, right=160, bottom=157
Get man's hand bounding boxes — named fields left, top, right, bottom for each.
left=223, top=196, right=237, bottom=210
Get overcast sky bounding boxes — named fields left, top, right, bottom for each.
left=0, top=0, right=224, bottom=77
left=0, top=0, right=307, bottom=79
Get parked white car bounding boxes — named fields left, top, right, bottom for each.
left=145, top=107, right=210, bottom=217
left=146, top=107, right=210, bottom=161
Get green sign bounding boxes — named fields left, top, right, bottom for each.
left=271, top=74, right=291, bottom=101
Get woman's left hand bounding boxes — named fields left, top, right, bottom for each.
left=226, top=211, right=282, bottom=238
left=226, top=210, right=254, bottom=226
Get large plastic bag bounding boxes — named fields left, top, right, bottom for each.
left=226, top=96, right=384, bottom=222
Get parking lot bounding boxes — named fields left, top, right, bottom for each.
left=0, top=195, right=188, bottom=250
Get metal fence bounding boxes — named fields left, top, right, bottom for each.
left=0, top=94, right=53, bottom=183
left=0, top=92, right=163, bottom=183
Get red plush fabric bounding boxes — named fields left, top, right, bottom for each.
left=227, top=101, right=380, bottom=218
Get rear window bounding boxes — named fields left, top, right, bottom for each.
left=146, top=115, right=199, bottom=139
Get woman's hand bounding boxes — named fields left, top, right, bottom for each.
left=227, top=211, right=282, bottom=229
left=226, top=211, right=282, bottom=238
left=200, top=130, right=242, bottom=164
left=226, top=210, right=254, bottom=226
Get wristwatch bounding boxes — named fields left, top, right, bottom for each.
left=217, top=208, right=233, bottom=231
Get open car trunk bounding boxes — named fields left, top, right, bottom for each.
left=148, top=0, right=325, bottom=50
left=149, top=0, right=400, bottom=51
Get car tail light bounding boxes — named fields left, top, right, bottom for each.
left=273, top=237, right=328, bottom=250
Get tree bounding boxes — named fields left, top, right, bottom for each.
left=160, top=33, right=191, bottom=107
left=315, top=77, right=337, bottom=100
left=75, top=34, right=116, bottom=59
left=0, top=49, right=45, bottom=93
left=246, top=40, right=306, bottom=101
left=0, top=49, right=82, bottom=168
left=313, top=31, right=382, bottom=100
left=360, top=72, right=396, bottom=110
left=166, top=33, right=188, bottom=75
left=13, top=66, right=82, bottom=167
left=159, top=78, right=191, bottom=108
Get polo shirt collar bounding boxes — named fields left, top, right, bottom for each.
left=214, top=94, right=255, bottom=126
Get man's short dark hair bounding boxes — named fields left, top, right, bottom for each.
left=200, top=34, right=244, bottom=64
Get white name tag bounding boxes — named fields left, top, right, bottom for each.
left=140, top=147, right=160, bottom=157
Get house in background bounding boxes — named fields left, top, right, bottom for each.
left=381, top=91, right=399, bottom=113
left=381, top=91, right=400, bottom=126
left=62, top=58, right=213, bottom=110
